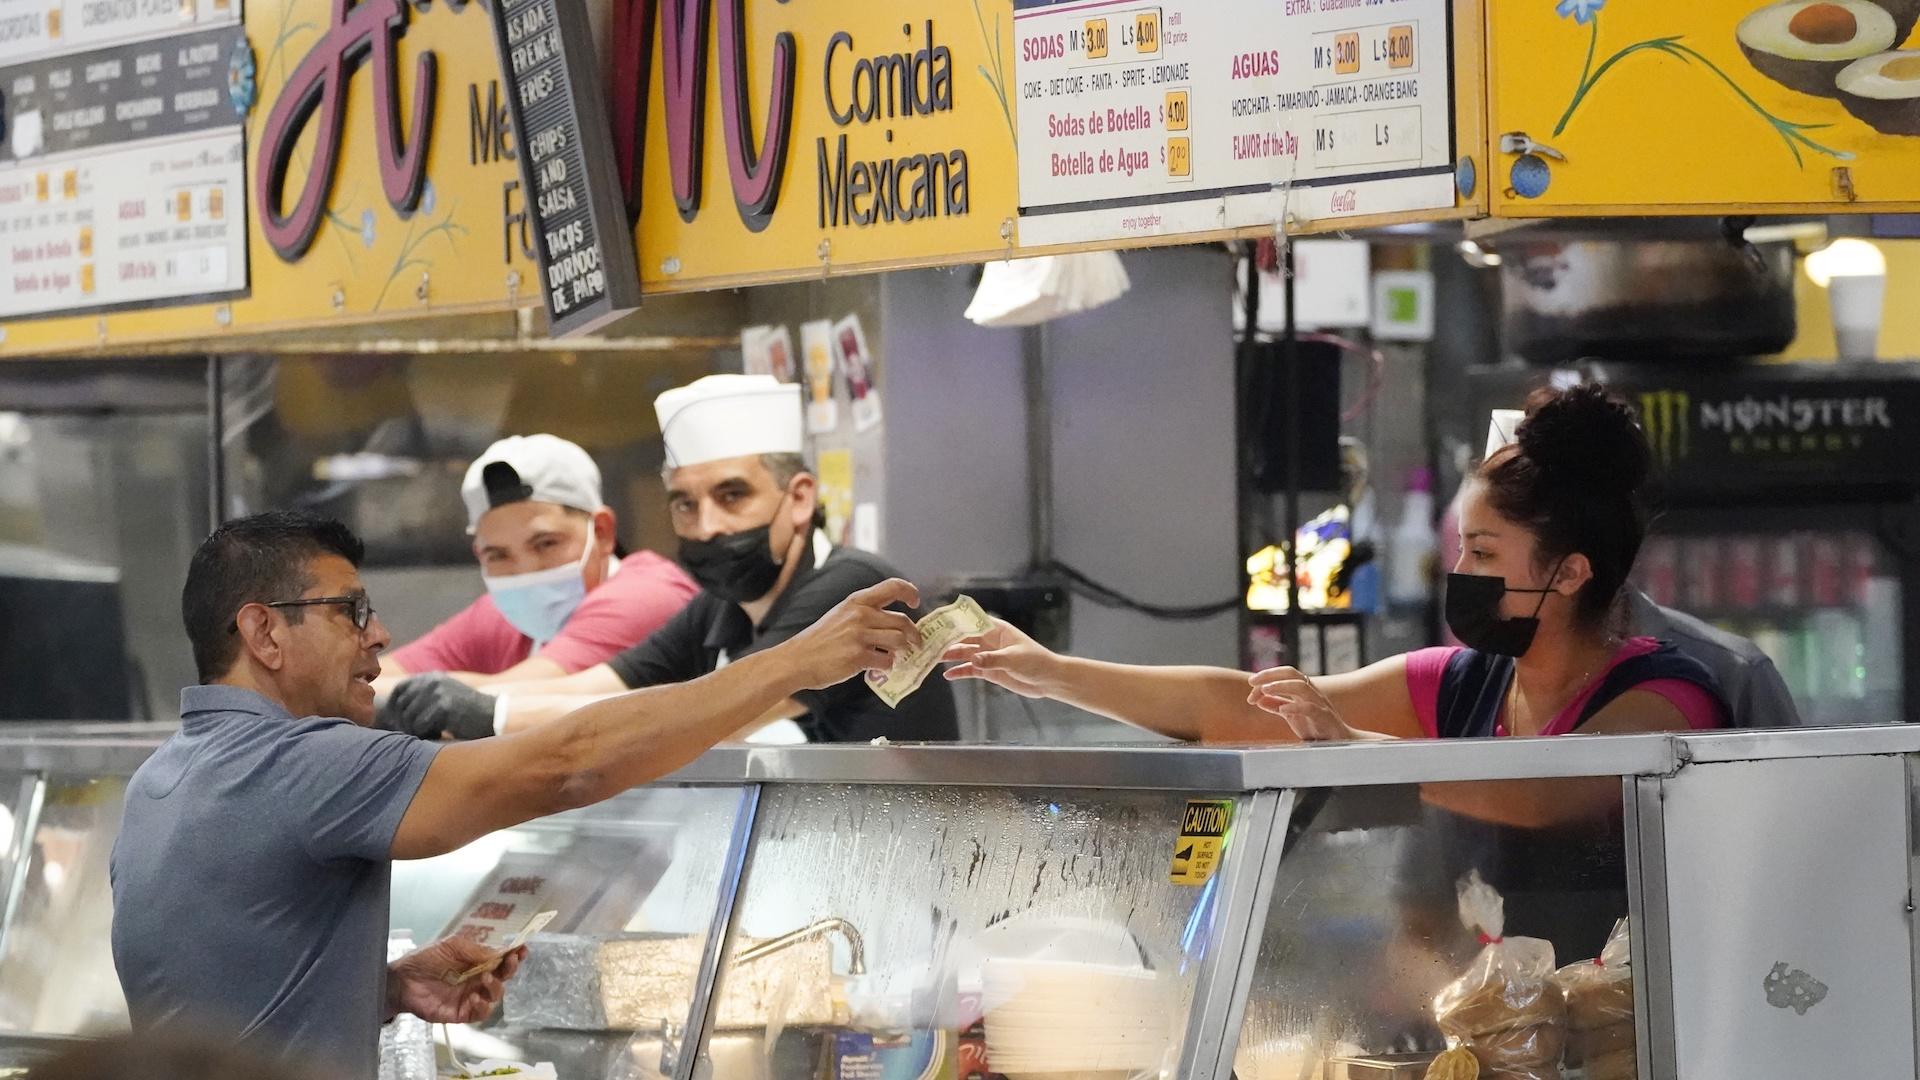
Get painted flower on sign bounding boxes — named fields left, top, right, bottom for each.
left=1546, top=2, right=1849, bottom=167
left=1554, top=0, right=1604, bottom=25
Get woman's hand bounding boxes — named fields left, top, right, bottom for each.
left=1248, top=667, right=1367, bottom=741
left=941, top=618, right=1058, bottom=699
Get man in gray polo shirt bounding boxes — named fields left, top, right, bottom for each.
left=110, top=511, right=921, bottom=1076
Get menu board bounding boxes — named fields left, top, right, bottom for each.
left=1013, top=0, right=1455, bottom=247
left=0, top=13, right=245, bottom=320
left=485, top=0, right=639, bottom=337
left=0, top=0, right=237, bottom=66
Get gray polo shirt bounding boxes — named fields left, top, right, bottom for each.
left=110, top=685, right=440, bottom=1076
left=1627, top=589, right=1801, bottom=728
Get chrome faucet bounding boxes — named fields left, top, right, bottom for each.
left=731, top=917, right=867, bottom=976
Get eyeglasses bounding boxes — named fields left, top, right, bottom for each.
left=235, top=595, right=375, bottom=632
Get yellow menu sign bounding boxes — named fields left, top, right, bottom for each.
left=1488, top=0, right=1920, bottom=214
left=621, top=0, right=1019, bottom=293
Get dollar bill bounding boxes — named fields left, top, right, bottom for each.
left=866, top=595, right=993, bottom=709
left=446, top=909, right=557, bottom=984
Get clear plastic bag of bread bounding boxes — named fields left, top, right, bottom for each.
left=1431, top=871, right=1568, bottom=1080
left=1553, top=918, right=1636, bottom=1080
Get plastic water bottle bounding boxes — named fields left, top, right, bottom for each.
left=1387, top=468, right=1438, bottom=609
left=380, top=931, right=437, bottom=1080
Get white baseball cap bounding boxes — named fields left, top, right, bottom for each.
left=461, top=434, right=603, bottom=532
left=654, top=374, right=803, bottom=469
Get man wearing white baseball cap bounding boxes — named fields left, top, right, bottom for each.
left=382, top=375, right=959, bottom=744
left=377, top=434, right=697, bottom=706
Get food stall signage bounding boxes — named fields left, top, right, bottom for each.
left=485, top=0, right=640, bottom=334
left=254, top=0, right=436, bottom=262
left=1011, top=0, right=1458, bottom=247
left=1487, top=0, right=1920, bottom=212
left=606, top=0, right=796, bottom=230
left=0, top=0, right=536, bottom=353
left=613, top=0, right=1015, bottom=291
left=1170, top=798, right=1232, bottom=885
left=0, top=8, right=248, bottom=321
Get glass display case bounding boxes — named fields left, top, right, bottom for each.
left=0, top=729, right=1913, bottom=1080
left=391, top=784, right=754, bottom=1080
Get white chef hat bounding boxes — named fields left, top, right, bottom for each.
left=655, top=374, right=803, bottom=469
left=461, top=434, right=603, bottom=532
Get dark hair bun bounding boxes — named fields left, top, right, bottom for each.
left=1516, top=383, right=1651, bottom=494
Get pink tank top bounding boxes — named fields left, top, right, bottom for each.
left=1404, top=636, right=1727, bottom=738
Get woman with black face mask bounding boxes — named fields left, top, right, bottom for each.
left=946, top=384, right=1729, bottom=825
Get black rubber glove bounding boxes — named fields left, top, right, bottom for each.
left=383, top=674, right=497, bottom=741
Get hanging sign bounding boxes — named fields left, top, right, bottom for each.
left=0, top=0, right=537, bottom=354
left=1488, top=0, right=1920, bottom=213
left=0, top=7, right=249, bottom=320
left=484, top=0, right=640, bottom=335
left=608, top=0, right=1020, bottom=292
left=1011, top=0, right=1458, bottom=248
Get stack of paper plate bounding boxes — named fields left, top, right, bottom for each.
left=982, top=958, right=1176, bottom=1080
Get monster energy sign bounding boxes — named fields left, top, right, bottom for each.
left=1637, top=389, right=1897, bottom=470
left=1472, top=365, right=1920, bottom=495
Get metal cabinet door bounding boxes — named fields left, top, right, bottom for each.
left=1649, top=754, right=1915, bottom=1079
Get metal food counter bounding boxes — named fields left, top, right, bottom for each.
left=0, top=727, right=1915, bottom=1080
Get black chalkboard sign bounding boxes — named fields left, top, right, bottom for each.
left=486, top=0, right=641, bottom=336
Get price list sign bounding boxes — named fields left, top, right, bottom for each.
left=485, top=0, right=639, bottom=336
left=0, top=10, right=247, bottom=321
left=1013, top=0, right=1455, bottom=248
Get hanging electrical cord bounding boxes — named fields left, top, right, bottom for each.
left=1298, top=331, right=1388, bottom=422
left=1036, top=559, right=1242, bottom=621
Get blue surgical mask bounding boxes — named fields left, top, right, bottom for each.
left=484, top=521, right=594, bottom=644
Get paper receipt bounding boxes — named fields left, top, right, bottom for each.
left=446, top=909, right=556, bottom=984
left=866, top=596, right=992, bottom=708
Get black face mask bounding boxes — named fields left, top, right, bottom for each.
left=678, top=524, right=785, bottom=604
left=1444, top=564, right=1562, bottom=657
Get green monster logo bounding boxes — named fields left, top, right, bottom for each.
left=1638, top=390, right=1691, bottom=469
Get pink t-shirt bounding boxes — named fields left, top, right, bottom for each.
left=389, top=550, right=699, bottom=676
left=1404, top=636, right=1726, bottom=738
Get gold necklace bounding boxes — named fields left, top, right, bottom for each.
left=1504, top=638, right=1621, bottom=735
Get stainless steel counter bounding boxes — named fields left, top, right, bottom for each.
left=8, top=724, right=1916, bottom=788
left=0, top=724, right=1915, bottom=1080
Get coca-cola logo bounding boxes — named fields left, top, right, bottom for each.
left=254, top=0, right=442, bottom=262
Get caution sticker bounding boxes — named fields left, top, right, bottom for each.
left=1169, top=799, right=1233, bottom=885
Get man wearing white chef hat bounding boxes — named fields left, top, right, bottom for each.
left=383, top=374, right=959, bottom=744
left=1483, top=404, right=1799, bottom=728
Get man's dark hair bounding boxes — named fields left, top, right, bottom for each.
left=183, top=511, right=365, bottom=683
left=761, top=452, right=811, bottom=488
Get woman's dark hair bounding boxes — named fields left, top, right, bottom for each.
left=182, top=510, right=365, bottom=682
left=1477, top=383, right=1652, bottom=626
